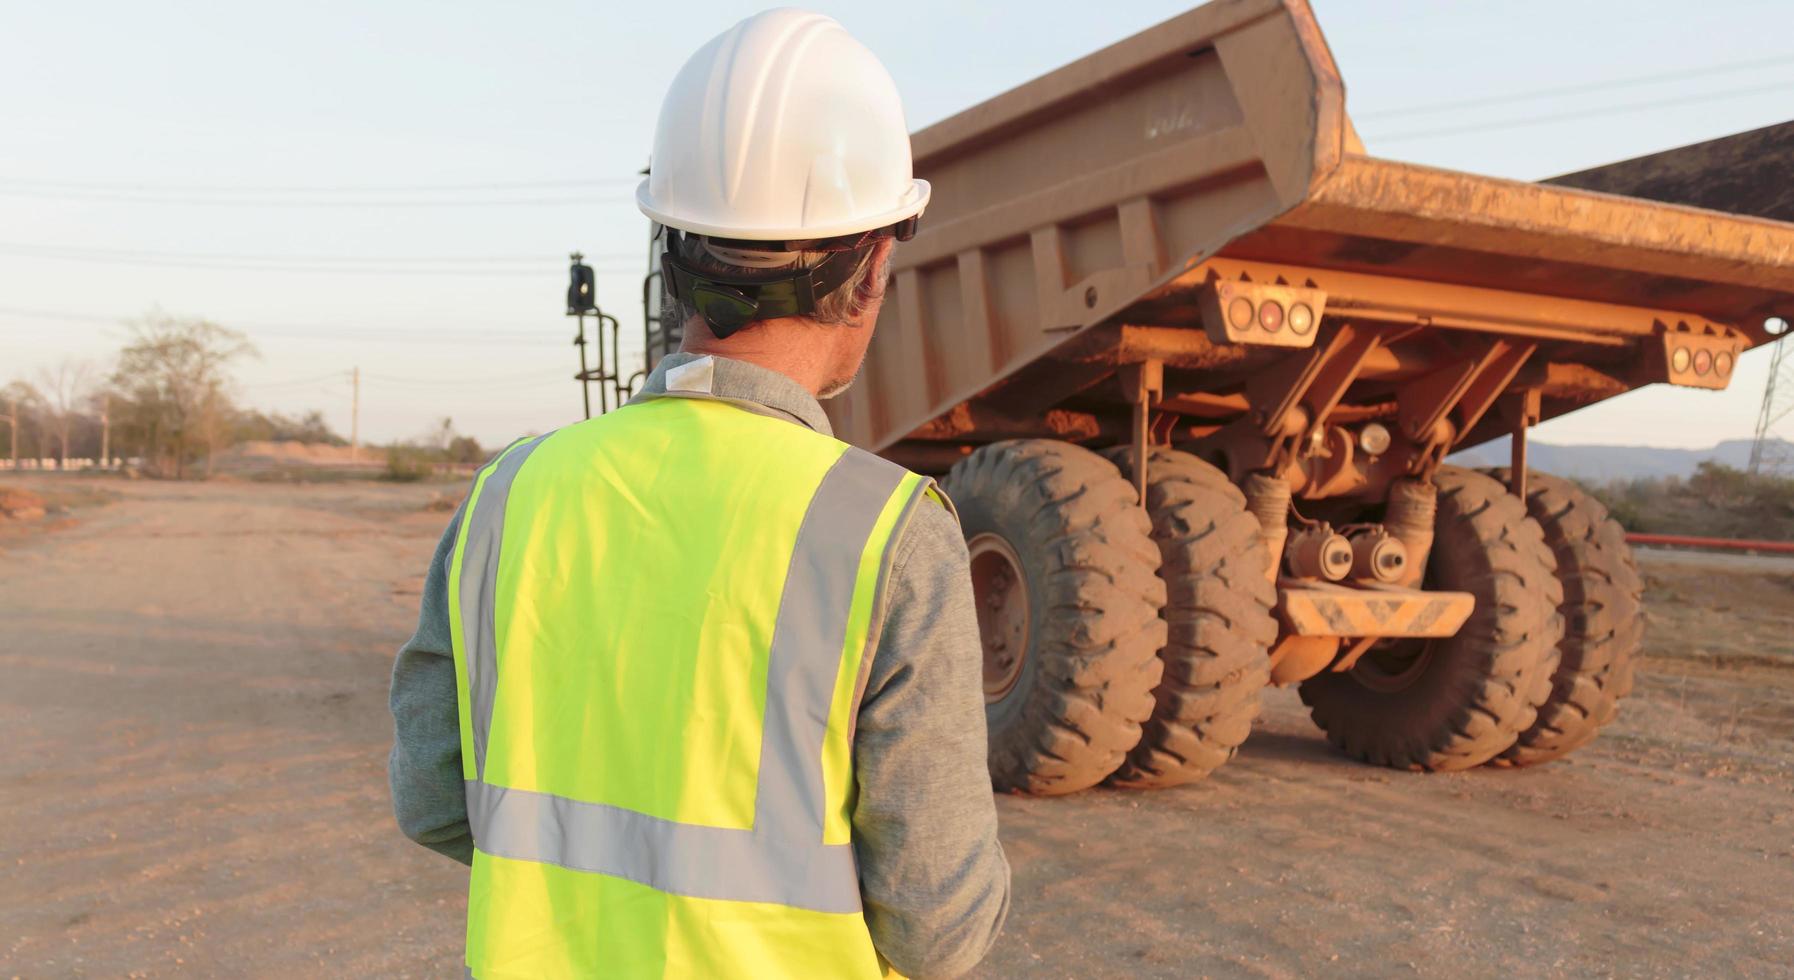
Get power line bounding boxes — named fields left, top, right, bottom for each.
left=243, top=368, right=570, bottom=390
left=1360, top=54, right=1790, bottom=120
left=0, top=176, right=641, bottom=194
left=0, top=306, right=120, bottom=324
left=0, top=242, right=639, bottom=266
left=0, top=305, right=578, bottom=346
left=248, top=371, right=348, bottom=390
left=0, top=189, right=635, bottom=207
left=1375, top=80, right=1794, bottom=143
left=361, top=369, right=573, bottom=388
left=0, top=245, right=642, bottom=276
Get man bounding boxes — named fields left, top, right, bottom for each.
left=388, top=9, right=1010, bottom=978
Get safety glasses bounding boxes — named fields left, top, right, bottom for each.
left=659, top=229, right=886, bottom=338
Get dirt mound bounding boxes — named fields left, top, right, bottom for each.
left=422, top=491, right=464, bottom=513
left=208, top=441, right=380, bottom=478
left=0, top=487, right=47, bottom=521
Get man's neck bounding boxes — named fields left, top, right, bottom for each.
left=679, top=320, right=836, bottom=397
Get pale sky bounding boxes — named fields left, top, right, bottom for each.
left=4, top=0, right=1791, bottom=450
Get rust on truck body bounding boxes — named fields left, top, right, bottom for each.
left=823, top=0, right=1794, bottom=479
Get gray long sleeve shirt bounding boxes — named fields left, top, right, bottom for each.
left=388, top=352, right=1009, bottom=978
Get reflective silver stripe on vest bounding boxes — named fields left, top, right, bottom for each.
left=455, top=440, right=918, bottom=913
left=846, top=479, right=934, bottom=746
left=466, top=781, right=862, bottom=912
left=457, top=435, right=548, bottom=781
left=754, top=449, right=910, bottom=841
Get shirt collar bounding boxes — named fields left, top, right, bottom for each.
left=629, top=352, right=835, bottom=437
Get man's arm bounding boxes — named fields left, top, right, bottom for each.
left=852, top=500, right=1011, bottom=979
left=388, top=506, right=474, bottom=865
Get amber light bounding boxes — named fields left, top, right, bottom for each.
left=1693, top=349, right=1714, bottom=375
left=1258, top=300, right=1284, bottom=332
left=1670, top=347, right=1692, bottom=373
left=1227, top=297, right=1254, bottom=329
left=1715, top=351, right=1735, bottom=377
left=1288, top=302, right=1315, bottom=335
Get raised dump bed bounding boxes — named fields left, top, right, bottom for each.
left=818, top=0, right=1794, bottom=792
left=1546, top=119, right=1794, bottom=224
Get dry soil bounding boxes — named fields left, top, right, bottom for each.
left=1, top=477, right=1790, bottom=978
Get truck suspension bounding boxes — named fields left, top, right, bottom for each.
left=1382, top=478, right=1437, bottom=588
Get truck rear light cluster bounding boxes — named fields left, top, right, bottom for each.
left=1654, top=322, right=1743, bottom=390
left=1201, top=281, right=1328, bottom=349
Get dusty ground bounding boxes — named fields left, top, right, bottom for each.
left=2, top=477, right=1791, bottom=978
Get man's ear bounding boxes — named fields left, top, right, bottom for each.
left=860, top=239, right=896, bottom=307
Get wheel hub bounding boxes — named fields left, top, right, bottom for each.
left=968, top=532, right=1031, bottom=703
left=1350, top=638, right=1435, bottom=693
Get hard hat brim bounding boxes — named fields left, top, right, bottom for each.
left=636, top=179, right=931, bottom=243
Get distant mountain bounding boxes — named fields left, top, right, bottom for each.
left=1447, top=438, right=1792, bottom=483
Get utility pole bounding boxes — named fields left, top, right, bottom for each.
left=99, top=393, right=111, bottom=470
left=4, top=395, right=16, bottom=472
left=350, top=366, right=361, bottom=462
left=1749, top=327, right=1793, bottom=474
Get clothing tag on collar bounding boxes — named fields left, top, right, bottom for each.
left=665, top=356, right=716, bottom=394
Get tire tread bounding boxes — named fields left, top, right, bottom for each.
left=1485, top=469, right=1643, bottom=767
left=1299, top=466, right=1564, bottom=771
left=945, top=440, right=1167, bottom=795
left=1103, top=448, right=1276, bottom=788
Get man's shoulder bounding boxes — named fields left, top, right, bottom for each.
left=862, top=476, right=977, bottom=700
left=892, top=481, right=968, bottom=574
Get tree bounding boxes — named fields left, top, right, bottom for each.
left=35, top=359, right=97, bottom=470
left=1581, top=463, right=1794, bottom=541
left=446, top=434, right=484, bottom=465
left=426, top=417, right=483, bottom=464
left=110, top=316, right=256, bottom=479
left=1, top=379, right=43, bottom=470
left=430, top=416, right=455, bottom=452
left=232, top=408, right=346, bottom=446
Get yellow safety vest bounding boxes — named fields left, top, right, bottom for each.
left=447, top=393, right=931, bottom=979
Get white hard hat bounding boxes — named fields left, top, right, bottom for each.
left=637, top=8, right=930, bottom=243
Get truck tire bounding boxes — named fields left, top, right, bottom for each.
left=1483, top=469, right=1643, bottom=767
left=943, top=439, right=1167, bottom=795
left=1101, top=447, right=1276, bottom=788
left=1298, top=466, right=1563, bottom=771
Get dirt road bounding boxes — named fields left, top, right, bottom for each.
left=3, top=478, right=1791, bottom=978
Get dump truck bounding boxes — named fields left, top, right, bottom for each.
left=622, top=0, right=1794, bottom=794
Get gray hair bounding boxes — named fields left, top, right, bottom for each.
left=666, top=233, right=889, bottom=332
